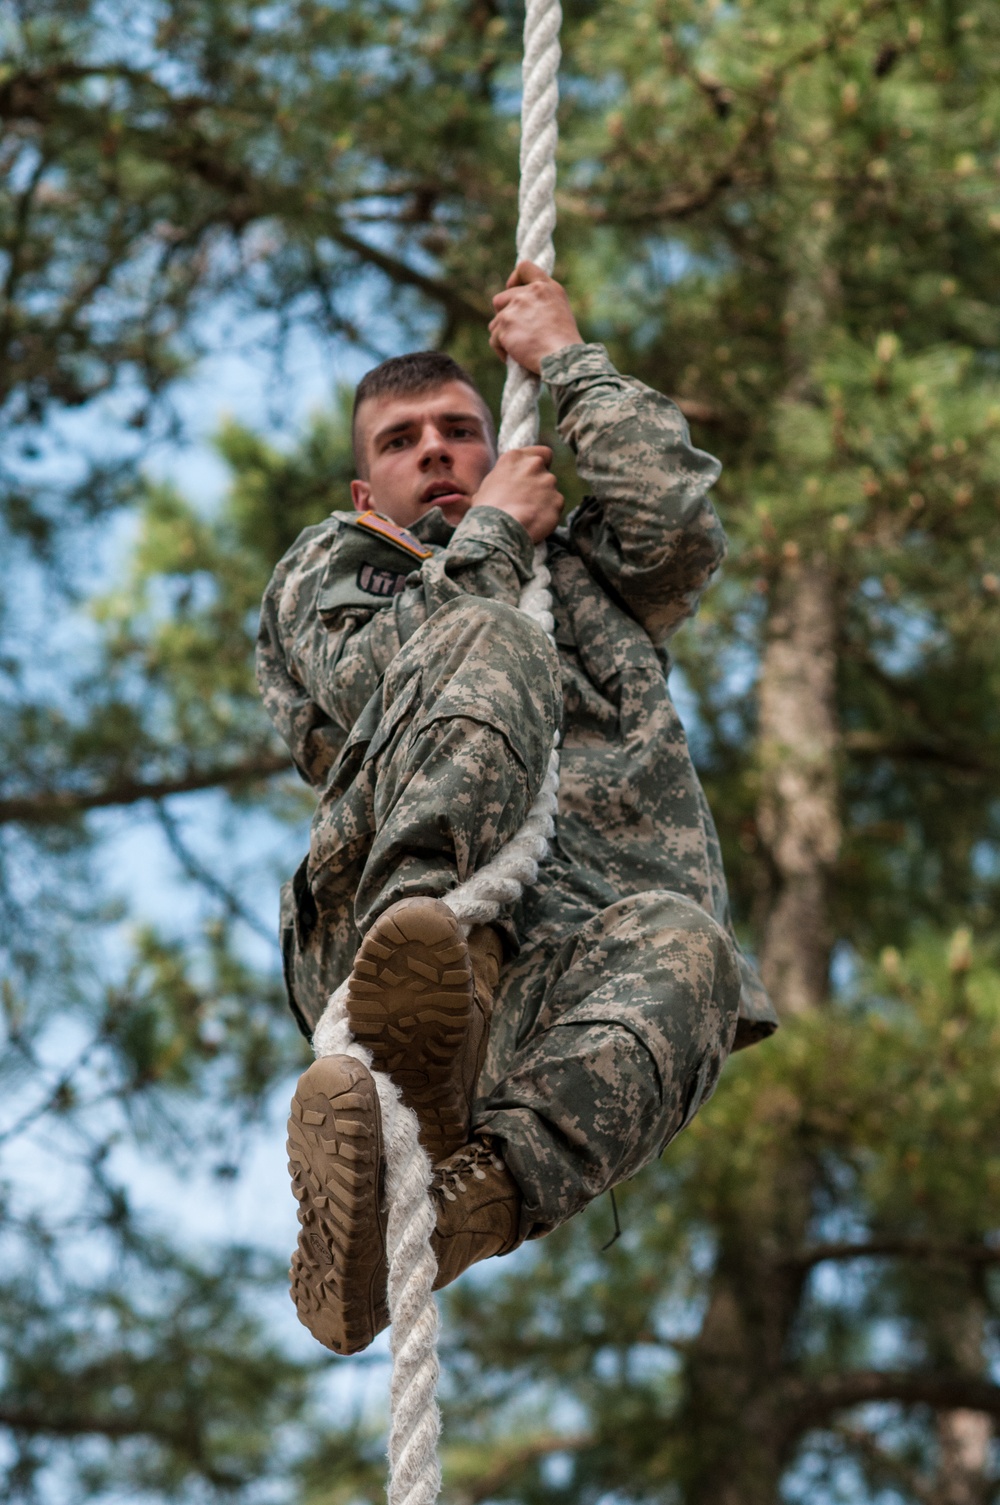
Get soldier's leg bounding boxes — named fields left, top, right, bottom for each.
left=473, top=890, right=742, bottom=1238
left=308, top=594, right=561, bottom=933
left=288, top=596, right=561, bottom=1349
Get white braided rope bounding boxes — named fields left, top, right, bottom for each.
left=313, top=991, right=442, bottom=1505
left=313, top=6, right=563, bottom=1502
left=449, top=0, right=563, bottom=929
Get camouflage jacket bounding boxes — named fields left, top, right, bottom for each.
left=256, top=344, right=777, bottom=1044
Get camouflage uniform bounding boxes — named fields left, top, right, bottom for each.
left=256, top=343, right=777, bottom=1239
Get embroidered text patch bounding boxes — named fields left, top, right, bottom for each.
left=357, top=563, right=409, bottom=598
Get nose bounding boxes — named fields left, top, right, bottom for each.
left=418, top=423, right=452, bottom=469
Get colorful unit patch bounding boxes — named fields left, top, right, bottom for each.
left=357, top=563, right=409, bottom=599
left=354, top=510, right=434, bottom=560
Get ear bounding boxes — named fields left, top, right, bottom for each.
left=350, top=479, right=373, bottom=512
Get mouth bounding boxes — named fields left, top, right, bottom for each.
left=420, top=481, right=467, bottom=508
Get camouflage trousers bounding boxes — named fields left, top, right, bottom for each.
left=283, top=596, right=742, bottom=1237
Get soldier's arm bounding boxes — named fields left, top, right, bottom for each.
left=256, top=508, right=539, bottom=761
left=542, top=343, right=727, bottom=645
left=256, top=570, right=344, bottom=787
left=326, top=507, right=539, bottom=729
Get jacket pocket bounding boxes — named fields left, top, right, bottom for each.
left=363, top=671, right=422, bottom=765
left=306, top=672, right=422, bottom=910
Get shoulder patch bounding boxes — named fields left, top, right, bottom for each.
left=357, top=562, right=409, bottom=598
left=354, top=510, right=433, bottom=560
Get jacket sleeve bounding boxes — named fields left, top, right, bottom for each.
left=329, top=505, right=538, bottom=731
left=542, top=343, right=727, bottom=645
left=255, top=506, right=538, bottom=777
left=255, top=525, right=346, bottom=787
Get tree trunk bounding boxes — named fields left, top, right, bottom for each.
left=681, top=547, right=842, bottom=1504
left=680, top=191, right=845, bottom=1503
left=679, top=1248, right=811, bottom=1505
left=680, top=1293, right=783, bottom=1505
left=756, top=553, right=841, bottom=1014
left=936, top=1411, right=991, bottom=1505
left=932, top=1295, right=993, bottom=1505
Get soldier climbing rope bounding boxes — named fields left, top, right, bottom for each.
left=311, top=3, right=565, bottom=1502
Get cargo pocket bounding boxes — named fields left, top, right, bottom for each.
left=544, top=999, right=670, bottom=1103
left=307, top=673, right=422, bottom=909
left=363, top=671, right=422, bottom=766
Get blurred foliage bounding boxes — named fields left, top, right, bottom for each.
left=1, top=1242, right=314, bottom=1498
left=1, top=0, right=999, bottom=1501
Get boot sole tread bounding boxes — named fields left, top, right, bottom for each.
left=346, top=899, right=474, bottom=1161
left=287, top=1056, right=388, bottom=1355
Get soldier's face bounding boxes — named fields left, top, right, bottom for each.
left=350, top=381, right=497, bottom=529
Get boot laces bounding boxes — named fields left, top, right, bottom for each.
left=433, top=1136, right=505, bottom=1202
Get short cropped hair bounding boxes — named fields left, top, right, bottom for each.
left=351, top=351, right=495, bottom=475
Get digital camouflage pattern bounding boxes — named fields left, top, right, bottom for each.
left=478, top=887, right=742, bottom=1236
left=256, top=343, right=777, bottom=1224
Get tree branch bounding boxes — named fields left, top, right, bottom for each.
left=788, top=1238, right=1000, bottom=1270
left=0, top=1402, right=242, bottom=1486
left=0, top=1402, right=183, bottom=1441
left=449, top=1433, right=592, bottom=1505
left=0, top=753, right=293, bottom=825
left=833, top=1422, right=936, bottom=1505
left=579, top=0, right=895, bottom=228
left=0, top=63, right=208, bottom=124
left=674, top=396, right=726, bottom=426
left=843, top=730, right=996, bottom=778
left=567, top=160, right=744, bottom=228
left=155, top=805, right=280, bottom=949
left=782, top=1370, right=1000, bottom=1434
left=326, top=223, right=491, bottom=320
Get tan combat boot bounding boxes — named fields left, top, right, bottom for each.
left=286, top=1055, right=389, bottom=1355
left=430, top=1136, right=524, bottom=1291
left=465, top=918, right=503, bottom=1094
left=345, top=897, right=503, bottom=1164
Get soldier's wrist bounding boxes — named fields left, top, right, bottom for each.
left=449, top=504, right=536, bottom=576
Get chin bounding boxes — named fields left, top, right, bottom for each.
left=439, top=501, right=473, bottom=527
